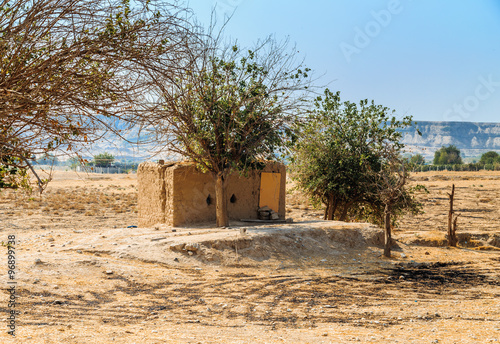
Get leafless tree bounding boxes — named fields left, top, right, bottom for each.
left=447, top=184, right=460, bottom=247
left=366, top=147, right=423, bottom=258
left=0, top=0, right=197, bottom=191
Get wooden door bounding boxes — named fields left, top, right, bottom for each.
left=259, top=172, right=281, bottom=212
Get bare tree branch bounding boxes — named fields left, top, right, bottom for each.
left=1, top=0, right=199, bottom=187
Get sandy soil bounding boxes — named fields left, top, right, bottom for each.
left=0, top=170, right=499, bottom=343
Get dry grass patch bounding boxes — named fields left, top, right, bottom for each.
left=4, top=185, right=137, bottom=219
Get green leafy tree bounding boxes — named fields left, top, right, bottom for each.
left=433, top=145, right=463, bottom=165
left=290, top=89, right=423, bottom=232
left=409, top=154, right=425, bottom=165
left=0, top=153, right=29, bottom=189
left=479, top=151, right=500, bottom=165
left=145, top=38, right=312, bottom=226
left=68, top=157, right=81, bottom=171
left=93, top=152, right=115, bottom=167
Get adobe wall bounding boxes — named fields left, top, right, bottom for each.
left=137, top=161, right=167, bottom=227
left=137, top=161, right=286, bottom=227
left=171, top=164, right=216, bottom=226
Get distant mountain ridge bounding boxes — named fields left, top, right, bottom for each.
left=85, top=121, right=499, bottom=163
left=400, top=121, right=500, bottom=160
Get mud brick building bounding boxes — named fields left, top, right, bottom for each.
left=137, top=161, right=286, bottom=227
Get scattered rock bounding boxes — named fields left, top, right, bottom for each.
left=258, top=206, right=272, bottom=220
left=184, top=243, right=200, bottom=253
left=173, top=258, right=179, bottom=262
left=169, top=243, right=185, bottom=252
left=400, top=253, right=407, bottom=258
left=76, top=250, right=83, bottom=254
left=258, top=213, right=270, bottom=220
left=105, top=270, right=114, bottom=275
left=35, top=259, right=43, bottom=265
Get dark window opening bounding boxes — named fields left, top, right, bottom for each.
left=206, top=195, right=212, bottom=205
left=230, top=194, right=237, bottom=203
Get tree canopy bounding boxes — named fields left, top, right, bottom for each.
left=142, top=37, right=312, bottom=226
left=479, top=151, right=500, bottom=165
left=290, top=89, right=422, bottom=228
left=93, top=152, right=115, bottom=167
left=433, top=145, right=463, bottom=165
left=409, top=154, right=425, bottom=165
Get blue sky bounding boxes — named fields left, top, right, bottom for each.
left=183, top=0, right=500, bottom=123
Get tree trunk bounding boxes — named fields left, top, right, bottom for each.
left=327, top=194, right=336, bottom=220
left=215, top=171, right=229, bottom=227
left=448, top=184, right=458, bottom=247
left=384, top=203, right=392, bottom=258
left=339, top=200, right=354, bottom=222
left=452, top=214, right=460, bottom=246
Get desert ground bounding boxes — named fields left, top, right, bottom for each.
left=0, top=170, right=499, bottom=343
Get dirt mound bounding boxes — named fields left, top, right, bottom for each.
left=168, top=223, right=385, bottom=264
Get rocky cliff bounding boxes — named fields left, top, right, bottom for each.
left=400, top=121, right=500, bottom=160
